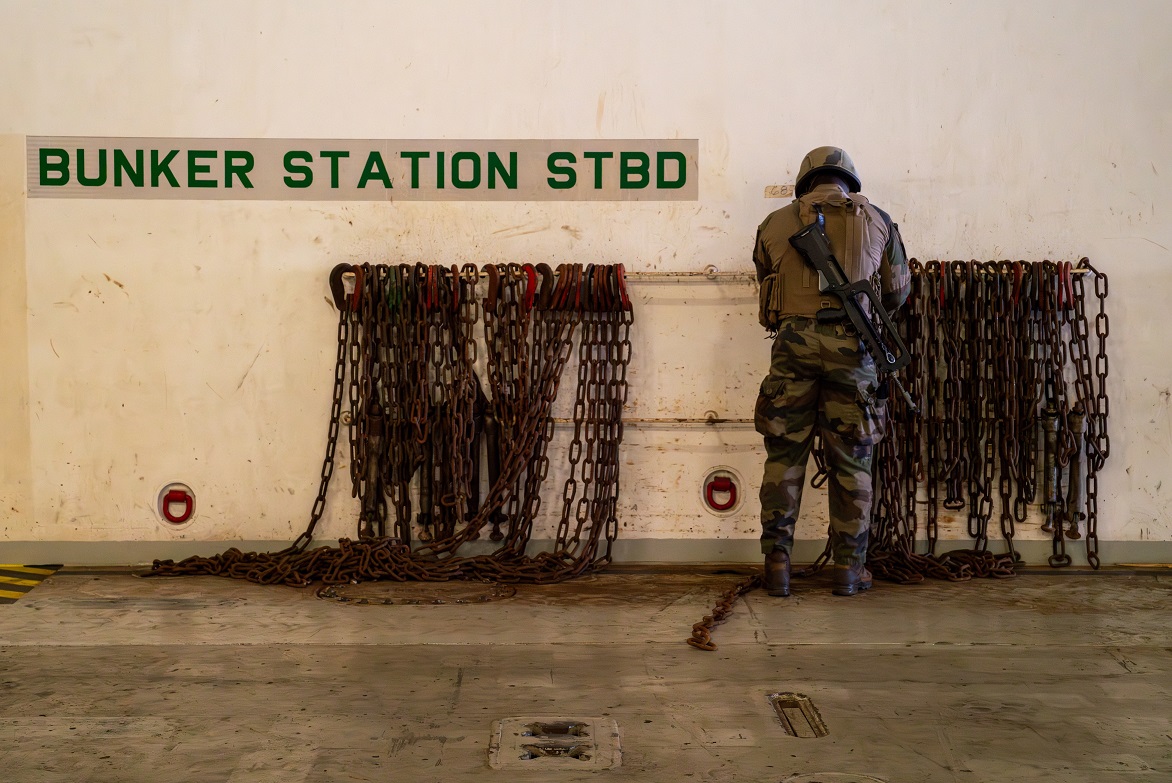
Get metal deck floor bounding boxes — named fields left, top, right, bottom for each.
left=1, top=565, right=1170, bottom=782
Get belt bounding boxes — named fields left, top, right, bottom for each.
left=777, top=314, right=857, bottom=335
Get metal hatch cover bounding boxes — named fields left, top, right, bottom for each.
left=488, top=716, right=621, bottom=770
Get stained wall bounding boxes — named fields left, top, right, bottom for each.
left=1, top=1, right=1169, bottom=563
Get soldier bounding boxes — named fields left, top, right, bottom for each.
left=752, top=146, right=910, bottom=597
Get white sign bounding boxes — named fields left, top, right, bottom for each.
left=27, top=137, right=699, bottom=201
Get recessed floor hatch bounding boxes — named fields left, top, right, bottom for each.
left=488, top=716, right=621, bottom=770
left=769, top=692, right=829, bottom=738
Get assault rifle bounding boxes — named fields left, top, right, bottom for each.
left=789, top=215, right=918, bottom=412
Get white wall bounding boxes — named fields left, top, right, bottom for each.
left=1, top=0, right=1170, bottom=561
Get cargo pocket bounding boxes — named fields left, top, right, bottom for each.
left=754, top=375, right=798, bottom=437
left=758, top=275, right=775, bottom=329
left=840, top=381, right=887, bottom=446
left=758, top=273, right=785, bottom=331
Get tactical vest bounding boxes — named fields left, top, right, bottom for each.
left=758, top=185, right=891, bottom=329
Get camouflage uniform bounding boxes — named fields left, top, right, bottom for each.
left=753, top=147, right=910, bottom=567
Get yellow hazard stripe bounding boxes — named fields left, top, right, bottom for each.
left=0, top=565, right=56, bottom=575
left=0, top=565, right=58, bottom=603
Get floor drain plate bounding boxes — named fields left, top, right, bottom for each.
left=769, top=692, right=829, bottom=738
left=489, top=716, right=621, bottom=770
left=317, top=581, right=516, bottom=605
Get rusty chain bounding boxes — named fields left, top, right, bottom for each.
left=687, top=572, right=762, bottom=651
left=145, top=254, right=1109, bottom=652
left=866, top=258, right=1107, bottom=581
left=149, top=262, right=634, bottom=586
left=693, top=257, right=1110, bottom=651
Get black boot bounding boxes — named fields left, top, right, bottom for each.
left=832, top=562, right=872, bottom=596
left=763, top=550, right=791, bottom=597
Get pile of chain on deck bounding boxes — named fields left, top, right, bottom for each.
left=148, top=262, right=634, bottom=586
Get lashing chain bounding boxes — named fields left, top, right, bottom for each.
left=690, top=258, right=1109, bottom=651
left=149, top=263, right=634, bottom=586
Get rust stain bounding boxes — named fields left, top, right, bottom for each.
left=492, top=222, right=550, bottom=239
left=236, top=344, right=265, bottom=392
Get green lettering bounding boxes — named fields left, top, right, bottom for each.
left=620, top=152, right=650, bottom=189
left=546, top=152, right=576, bottom=190
left=113, top=149, right=143, bottom=187
left=283, top=151, right=313, bottom=188
left=451, top=152, right=480, bottom=189
left=657, top=151, right=686, bottom=189
left=39, top=148, right=70, bottom=186
left=487, top=151, right=516, bottom=189
left=436, top=150, right=445, bottom=189
left=320, top=150, right=349, bottom=188
left=77, top=148, right=107, bottom=186
left=151, top=150, right=180, bottom=187
left=187, top=150, right=217, bottom=188
left=401, top=151, right=429, bottom=188
left=224, top=150, right=254, bottom=189
left=583, top=151, right=613, bottom=189
left=358, top=151, right=393, bottom=189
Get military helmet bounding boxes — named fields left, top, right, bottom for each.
left=795, top=146, right=861, bottom=196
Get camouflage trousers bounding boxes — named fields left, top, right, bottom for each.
left=755, top=317, right=886, bottom=566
